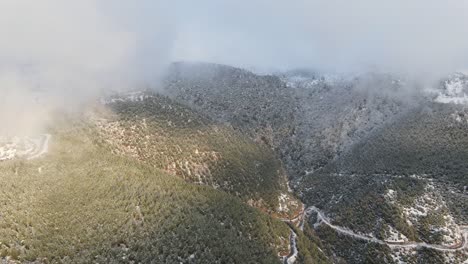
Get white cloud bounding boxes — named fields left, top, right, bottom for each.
left=1, top=0, right=468, bottom=134
left=0, top=0, right=171, bottom=135
left=172, top=0, right=468, bottom=76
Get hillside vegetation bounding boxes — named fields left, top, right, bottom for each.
left=163, top=63, right=417, bottom=185
left=0, top=117, right=294, bottom=263
left=162, top=62, right=468, bottom=263
left=164, top=62, right=297, bottom=152
left=333, top=103, right=468, bottom=187
left=94, top=92, right=298, bottom=214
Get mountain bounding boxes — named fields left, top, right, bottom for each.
left=96, top=91, right=296, bottom=214
left=164, top=63, right=416, bottom=182
left=1, top=61, right=466, bottom=263
left=163, top=62, right=468, bottom=264
left=0, top=91, right=328, bottom=263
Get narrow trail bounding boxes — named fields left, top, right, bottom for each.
left=306, top=206, right=468, bottom=252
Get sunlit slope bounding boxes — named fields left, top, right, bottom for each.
left=0, top=120, right=291, bottom=263
left=96, top=92, right=295, bottom=213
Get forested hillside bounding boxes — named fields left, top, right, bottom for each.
left=95, top=91, right=299, bottom=215
left=0, top=117, right=294, bottom=263
left=163, top=62, right=468, bottom=264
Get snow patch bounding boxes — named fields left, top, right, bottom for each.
left=282, top=73, right=349, bottom=89
left=386, top=225, right=408, bottom=243
left=401, top=181, right=462, bottom=246
left=385, top=189, right=397, bottom=204
left=0, top=134, right=51, bottom=161
left=433, top=73, right=468, bottom=105
left=100, top=91, right=153, bottom=105
left=278, top=193, right=290, bottom=212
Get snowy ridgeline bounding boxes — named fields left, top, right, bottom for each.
left=281, top=73, right=348, bottom=89
left=103, top=73, right=468, bottom=108
left=284, top=71, right=468, bottom=106
left=0, top=134, right=50, bottom=161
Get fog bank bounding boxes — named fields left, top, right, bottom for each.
left=0, top=0, right=172, bottom=135
left=1, top=0, right=468, bottom=134
left=173, top=0, right=468, bottom=77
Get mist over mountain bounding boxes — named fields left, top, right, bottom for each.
left=162, top=62, right=468, bottom=263
left=1, top=0, right=468, bottom=97
left=1, top=1, right=468, bottom=263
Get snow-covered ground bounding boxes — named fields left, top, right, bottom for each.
left=0, top=134, right=51, bottom=161
left=306, top=206, right=468, bottom=252
left=100, top=91, right=153, bottom=105
left=278, top=193, right=300, bottom=214
left=401, top=181, right=462, bottom=246
left=386, top=225, right=408, bottom=243
left=433, top=73, right=468, bottom=104
left=278, top=193, right=290, bottom=212
left=28, top=134, right=51, bottom=160
left=384, top=189, right=398, bottom=204
left=284, top=71, right=468, bottom=108
left=281, top=72, right=352, bottom=89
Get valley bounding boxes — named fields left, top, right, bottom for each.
left=163, top=62, right=468, bottom=263
left=1, top=62, right=467, bottom=263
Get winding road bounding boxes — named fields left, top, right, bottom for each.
left=282, top=205, right=467, bottom=263
left=306, top=206, right=468, bottom=252
left=283, top=229, right=299, bottom=264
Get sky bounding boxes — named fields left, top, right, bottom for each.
left=2, top=0, right=468, bottom=86
left=1, top=0, right=468, bottom=134
left=172, top=0, right=468, bottom=76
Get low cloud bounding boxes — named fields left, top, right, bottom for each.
left=0, top=0, right=173, bottom=135
left=173, top=0, right=468, bottom=77
left=1, top=0, right=468, bottom=134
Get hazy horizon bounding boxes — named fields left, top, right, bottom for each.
left=1, top=0, right=468, bottom=135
